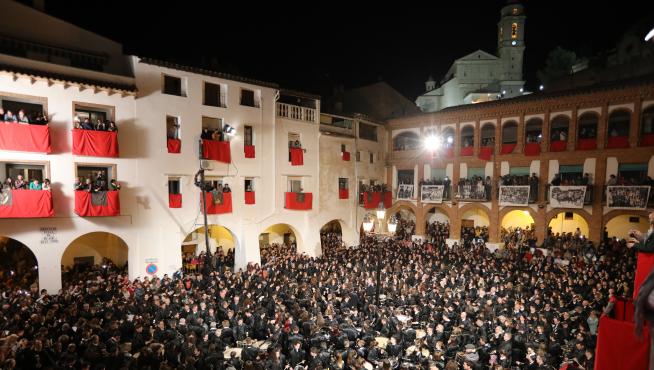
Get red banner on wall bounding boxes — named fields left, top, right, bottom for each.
left=290, top=147, right=304, bottom=166
left=285, top=192, right=312, bottom=210
left=169, top=193, right=182, bottom=208
left=500, top=143, right=516, bottom=154
left=342, top=151, right=350, bottom=161
left=0, top=123, right=51, bottom=153
left=167, top=138, right=181, bottom=153
left=549, top=140, right=566, bottom=152
left=524, top=142, right=541, bottom=156
left=203, top=191, right=233, bottom=214
left=74, top=191, right=120, bottom=216
left=244, top=145, right=255, bottom=158
left=478, top=146, right=493, bottom=160
left=202, top=140, right=231, bottom=163
left=606, top=136, right=629, bottom=149
left=72, top=129, right=119, bottom=157
left=0, top=190, right=54, bottom=218
left=339, top=188, right=349, bottom=199
left=460, top=146, right=473, bottom=156
left=444, top=147, right=454, bottom=158
left=245, top=191, right=255, bottom=204
left=577, top=138, right=597, bottom=150
left=362, top=191, right=392, bottom=209
left=640, top=133, right=654, bottom=146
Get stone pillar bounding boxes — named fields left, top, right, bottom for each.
left=516, top=113, right=525, bottom=153
left=591, top=157, right=608, bottom=245
left=542, top=111, right=551, bottom=153
left=597, top=103, right=608, bottom=150
left=568, top=108, right=578, bottom=151
left=450, top=205, right=461, bottom=240
left=474, top=120, right=480, bottom=156
left=489, top=204, right=500, bottom=242
left=631, top=99, right=643, bottom=147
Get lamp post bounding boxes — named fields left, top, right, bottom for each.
left=194, top=164, right=212, bottom=274
left=362, top=207, right=397, bottom=305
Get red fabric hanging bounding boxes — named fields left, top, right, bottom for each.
left=203, top=192, right=233, bottom=214
left=74, top=191, right=120, bottom=217
left=245, top=191, right=255, bottom=204
left=384, top=192, right=392, bottom=208
left=72, top=129, right=119, bottom=157
left=167, top=138, right=181, bottom=153
left=524, top=142, right=541, bottom=156
left=594, top=298, right=649, bottom=370
left=0, top=190, right=54, bottom=218
left=342, top=151, right=350, bottom=161
left=0, top=124, right=51, bottom=153
left=606, top=136, right=629, bottom=149
left=290, top=148, right=304, bottom=166
left=460, top=146, right=473, bottom=156
left=363, top=192, right=382, bottom=209
left=478, top=146, right=493, bottom=160
left=640, top=133, right=654, bottom=146
left=634, top=252, right=654, bottom=300
left=284, top=192, right=312, bottom=210
left=577, top=138, right=597, bottom=150
left=500, top=143, right=516, bottom=154
left=202, top=140, right=231, bottom=163
left=244, top=145, right=255, bottom=158
left=169, top=193, right=182, bottom=208
left=339, top=188, right=348, bottom=199
left=444, top=147, right=454, bottom=158
left=549, top=140, right=567, bottom=152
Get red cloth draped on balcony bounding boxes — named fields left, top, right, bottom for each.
left=244, top=145, right=255, bottom=158
left=203, top=191, right=232, bottom=214
left=0, top=123, right=51, bottom=153
left=342, top=151, right=350, bottom=161
left=285, top=192, right=313, bottom=210
left=245, top=191, right=255, bottom=204
left=460, top=146, right=473, bottom=156
left=634, top=252, right=654, bottom=300
left=362, top=191, right=392, bottom=209
left=577, top=138, right=597, bottom=150
left=478, top=146, right=493, bottom=160
left=290, top=147, right=304, bottom=166
left=168, top=193, right=182, bottom=208
left=444, top=147, right=454, bottom=158
left=72, top=129, right=119, bottom=157
left=339, top=188, right=349, bottom=199
left=500, top=143, right=516, bottom=154
left=594, top=297, right=649, bottom=370
left=524, top=142, right=541, bottom=156
left=640, top=133, right=654, bottom=146
left=549, top=140, right=567, bottom=152
left=606, top=136, right=629, bottom=149
left=167, top=138, right=181, bottom=153
left=0, top=190, right=54, bottom=218
left=202, top=140, right=231, bottom=163
left=74, top=191, right=120, bottom=217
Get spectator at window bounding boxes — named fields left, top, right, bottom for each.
left=41, top=179, right=51, bottom=191
left=4, top=110, right=17, bottom=122
left=606, top=174, right=618, bottom=186
left=33, top=113, right=49, bottom=125
left=3, top=178, right=13, bottom=190
left=81, top=118, right=94, bottom=130
left=559, top=130, right=567, bottom=141
left=610, top=128, right=619, bottom=137
left=222, top=183, right=231, bottom=193
left=0, top=108, right=4, bottom=121
left=110, top=179, right=121, bottom=191
left=93, top=180, right=107, bottom=192
left=201, top=128, right=212, bottom=140
left=74, top=178, right=83, bottom=190
left=107, top=121, right=118, bottom=132
left=293, top=140, right=301, bottom=148
left=29, top=179, right=41, bottom=190
left=73, top=116, right=81, bottom=129
left=17, top=110, right=29, bottom=124
left=14, top=175, right=26, bottom=189
left=96, top=119, right=107, bottom=131
left=551, top=173, right=562, bottom=186
left=82, top=178, right=93, bottom=192
left=211, top=129, right=222, bottom=141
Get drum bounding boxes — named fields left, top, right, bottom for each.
left=223, top=348, right=242, bottom=359
left=415, top=329, right=426, bottom=339
left=375, top=336, right=389, bottom=349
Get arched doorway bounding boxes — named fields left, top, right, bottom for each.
left=605, top=214, right=649, bottom=241
left=62, top=232, right=128, bottom=282
left=391, top=207, right=416, bottom=240
left=181, top=225, right=236, bottom=273
left=320, top=220, right=343, bottom=254
left=548, top=211, right=589, bottom=238
left=259, top=224, right=298, bottom=264
left=500, top=210, right=536, bottom=244
left=0, top=236, right=38, bottom=290
left=425, top=207, right=450, bottom=244
left=460, top=207, right=490, bottom=243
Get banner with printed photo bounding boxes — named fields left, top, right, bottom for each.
left=420, top=185, right=444, bottom=204
left=499, top=185, right=530, bottom=206
left=549, top=186, right=586, bottom=209
left=607, top=186, right=651, bottom=209
left=396, top=184, right=414, bottom=200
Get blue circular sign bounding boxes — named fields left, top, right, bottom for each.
left=145, top=263, right=158, bottom=275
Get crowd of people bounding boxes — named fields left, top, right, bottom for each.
left=426, top=221, right=450, bottom=246
left=74, top=173, right=121, bottom=193
left=0, top=108, right=49, bottom=125
left=460, top=226, right=489, bottom=246
left=2, top=175, right=51, bottom=191
left=201, top=128, right=225, bottom=142
left=498, top=174, right=539, bottom=203
left=2, top=228, right=634, bottom=370
left=74, top=116, right=117, bottom=132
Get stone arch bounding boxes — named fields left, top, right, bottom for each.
left=525, top=117, right=543, bottom=144
left=602, top=210, right=649, bottom=240
left=61, top=232, right=129, bottom=280
left=480, top=122, right=495, bottom=147
left=393, top=131, right=421, bottom=151
left=577, top=111, right=599, bottom=140
left=181, top=225, right=238, bottom=272
left=499, top=208, right=537, bottom=229
left=546, top=209, right=592, bottom=237
left=607, top=109, right=632, bottom=138
left=458, top=203, right=491, bottom=227
left=386, top=201, right=418, bottom=222
left=421, top=204, right=453, bottom=222
left=259, top=222, right=304, bottom=261
left=0, top=236, right=38, bottom=290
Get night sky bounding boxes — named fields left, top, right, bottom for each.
left=42, top=0, right=652, bottom=100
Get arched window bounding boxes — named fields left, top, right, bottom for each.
left=442, top=127, right=455, bottom=148
left=525, top=118, right=543, bottom=144
left=606, top=109, right=631, bottom=148
left=640, top=105, right=654, bottom=146
left=577, top=112, right=598, bottom=150
left=480, top=124, right=495, bottom=147
left=393, top=131, right=420, bottom=151
left=550, top=115, right=569, bottom=152
left=500, top=121, right=518, bottom=154
left=460, top=126, right=474, bottom=156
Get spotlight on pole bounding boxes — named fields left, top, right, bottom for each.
left=424, top=135, right=441, bottom=151
left=645, top=27, right=654, bottom=42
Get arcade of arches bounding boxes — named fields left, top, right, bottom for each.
left=62, top=232, right=128, bottom=270
left=182, top=225, right=236, bottom=257
left=0, top=236, right=38, bottom=289
left=548, top=211, right=590, bottom=237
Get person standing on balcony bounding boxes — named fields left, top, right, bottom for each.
left=628, top=211, right=654, bottom=299
left=17, top=110, right=29, bottom=124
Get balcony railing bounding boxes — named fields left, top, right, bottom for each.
left=277, top=102, right=316, bottom=123
left=546, top=184, right=593, bottom=205
left=457, top=184, right=492, bottom=201
left=602, top=185, right=654, bottom=207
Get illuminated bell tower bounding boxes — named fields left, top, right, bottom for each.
left=497, top=1, right=526, bottom=90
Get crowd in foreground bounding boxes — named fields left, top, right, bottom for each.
left=0, top=226, right=639, bottom=370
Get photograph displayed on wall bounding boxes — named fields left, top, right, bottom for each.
left=420, top=185, right=444, bottom=204
left=549, top=186, right=587, bottom=209
left=397, top=184, right=414, bottom=200
left=607, top=186, right=651, bottom=209
left=499, top=185, right=530, bottom=206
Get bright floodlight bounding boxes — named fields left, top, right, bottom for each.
left=446, top=136, right=454, bottom=144
left=646, top=27, right=654, bottom=42
left=424, top=135, right=441, bottom=151
left=362, top=214, right=374, bottom=232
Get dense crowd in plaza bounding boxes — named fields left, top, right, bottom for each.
left=0, top=220, right=640, bottom=370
